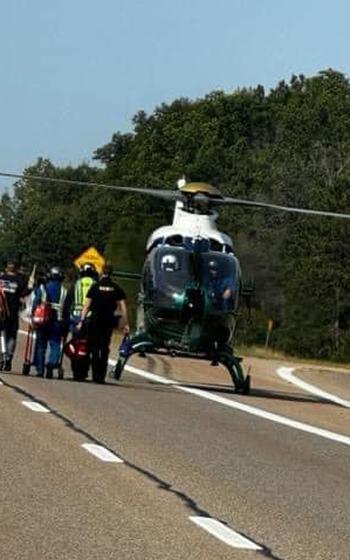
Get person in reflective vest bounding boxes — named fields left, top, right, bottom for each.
left=69, top=263, right=98, bottom=330
left=66, top=263, right=97, bottom=381
left=32, top=266, right=69, bottom=378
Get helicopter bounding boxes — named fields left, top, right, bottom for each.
left=2, top=171, right=350, bottom=393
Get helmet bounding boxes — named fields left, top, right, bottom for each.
left=79, top=262, right=96, bottom=277
left=161, top=254, right=179, bottom=272
left=49, top=266, right=63, bottom=280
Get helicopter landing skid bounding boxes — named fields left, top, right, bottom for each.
left=111, top=332, right=154, bottom=381
left=111, top=336, right=250, bottom=394
left=213, top=346, right=250, bottom=394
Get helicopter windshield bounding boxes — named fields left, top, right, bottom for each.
left=144, top=247, right=193, bottom=311
left=202, top=253, right=240, bottom=313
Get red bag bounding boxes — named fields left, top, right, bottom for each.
left=32, top=302, right=53, bottom=328
left=64, top=337, right=88, bottom=360
left=0, top=287, right=9, bottom=325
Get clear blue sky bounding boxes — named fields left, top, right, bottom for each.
left=0, top=0, right=349, bottom=190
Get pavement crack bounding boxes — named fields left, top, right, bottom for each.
left=1, top=375, right=283, bottom=558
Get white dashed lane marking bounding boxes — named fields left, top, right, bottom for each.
left=189, top=516, right=263, bottom=550
left=22, top=400, right=50, bottom=412
left=81, top=443, right=124, bottom=463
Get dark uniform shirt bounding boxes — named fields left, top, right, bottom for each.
left=86, top=276, right=126, bottom=326
left=0, top=272, right=29, bottom=321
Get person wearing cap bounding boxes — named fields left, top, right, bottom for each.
left=0, top=261, right=30, bottom=371
left=32, top=266, right=70, bottom=378
left=77, top=263, right=130, bottom=383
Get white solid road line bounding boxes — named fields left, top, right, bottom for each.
left=278, top=366, right=350, bottom=409
left=189, top=516, right=262, bottom=550
left=121, top=364, right=350, bottom=447
left=22, top=400, right=50, bottom=413
left=81, top=443, right=124, bottom=463
left=125, top=365, right=175, bottom=385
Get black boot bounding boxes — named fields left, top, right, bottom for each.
left=4, top=358, right=12, bottom=372
left=46, top=365, right=53, bottom=379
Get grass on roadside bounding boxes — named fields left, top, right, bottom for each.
left=236, top=344, right=350, bottom=371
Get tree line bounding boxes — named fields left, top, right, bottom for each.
left=2, top=68, right=350, bottom=360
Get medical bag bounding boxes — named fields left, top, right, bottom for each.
left=64, top=337, right=88, bottom=360
left=32, top=302, right=53, bottom=328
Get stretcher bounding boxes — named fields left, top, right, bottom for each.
left=0, top=329, right=6, bottom=369
left=57, top=334, right=67, bottom=379
left=22, top=323, right=36, bottom=375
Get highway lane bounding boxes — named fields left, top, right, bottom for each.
left=0, top=341, right=349, bottom=559
left=0, top=379, right=241, bottom=560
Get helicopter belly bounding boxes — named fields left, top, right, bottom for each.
left=143, top=305, right=235, bottom=353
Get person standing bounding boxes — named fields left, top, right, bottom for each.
left=67, top=263, right=97, bottom=380
left=77, top=263, right=129, bottom=384
left=0, top=261, right=30, bottom=371
left=69, top=263, right=98, bottom=329
left=32, top=266, right=69, bottom=378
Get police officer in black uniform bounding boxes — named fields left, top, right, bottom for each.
left=0, top=261, right=30, bottom=371
left=77, top=263, right=129, bottom=383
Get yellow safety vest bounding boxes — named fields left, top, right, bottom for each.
left=72, top=277, right=95, bottom=317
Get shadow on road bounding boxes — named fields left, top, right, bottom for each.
left=3, top=369, right=331, bottom=405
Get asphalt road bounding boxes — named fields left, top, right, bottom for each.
left=0, top=332, right=349, bottom=560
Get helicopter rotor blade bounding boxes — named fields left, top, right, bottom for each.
left=222, top=196, right=350, bottom=220
left=0, top=171, right=179, bottom=201
left=3, top=171, right=350, bottom=219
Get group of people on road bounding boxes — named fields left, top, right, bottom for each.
left=0, top=260, right=129, bottom=384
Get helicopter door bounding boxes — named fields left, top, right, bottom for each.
left=202, top=253, right=240, bottom=313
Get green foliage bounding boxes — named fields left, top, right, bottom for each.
left=2, top=69, right=350, bottom=359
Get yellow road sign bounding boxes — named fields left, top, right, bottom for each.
left=74, top=246, right=106, bottom=274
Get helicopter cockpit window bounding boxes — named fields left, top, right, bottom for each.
left=202, top=254, right=240, bottom=313
left=149, top=247, right=193, bottom=311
